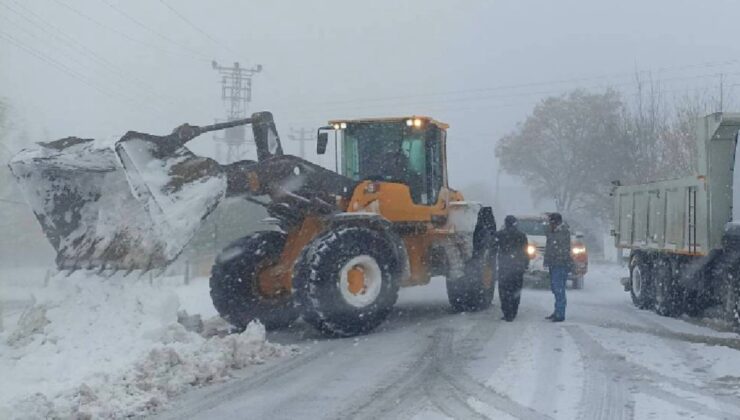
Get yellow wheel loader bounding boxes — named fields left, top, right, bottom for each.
left=10, top=112, right=497, bottom=337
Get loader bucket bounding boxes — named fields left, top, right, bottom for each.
left=9, top=132, right=227, bottom=271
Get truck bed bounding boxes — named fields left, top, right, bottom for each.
left=613, top=176, right=707, bottom=256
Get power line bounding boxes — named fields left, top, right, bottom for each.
left=0, top=0, right=170, bottom=114
left=288, top=127, right=313, bottom=158
left=0, top=29, right=138, bottom=105
left=277, top=70, right=736, bottom=118
left=50, top=0, right=200, bottom=62
left=157, top=0, right=237, bottom=56
left=0, top=198, right=26, bottom=206
left=288, top=59, right=740, bottom=110
left=279, top=82, right=727, bottom=130
left=99, top=0, right=209, bottom=61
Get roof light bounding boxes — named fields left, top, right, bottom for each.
left=413, top=118, right=423, bottom=128
left=406, top=119, right=413, bottom=126
left=340, top=122, right=347, bottom=129
left=333, top=123, right=340, bottom=130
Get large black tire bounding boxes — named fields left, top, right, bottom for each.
left=720, top=261, right=740, bottom=326
left=629, top=254, right=653, bottom=309
left=731, top=273, right=740, bottom=328
left=653, top=256, right=682, bottom=317
left=293, top=226, right=401, bottom=337
left=210, top=231, right=298, bottom=331
left=447, top=249, right=495, bottom=312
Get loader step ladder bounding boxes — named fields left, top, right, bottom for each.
left=688, top=186, right=697, bottom=253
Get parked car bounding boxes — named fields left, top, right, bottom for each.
left=516, top=215, right=588, bottom=289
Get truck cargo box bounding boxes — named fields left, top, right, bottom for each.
left=613, top=113, right=740, bottom=256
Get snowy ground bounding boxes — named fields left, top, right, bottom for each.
left=3, top=263, right=740, bottom=419
left=0, top=269, right=295, bottom=419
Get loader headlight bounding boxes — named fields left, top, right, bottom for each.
left=364, top=182, right=381, bottom=194
left=526, top=244, right=536, bottom=258
left=572, top=246, right=586, bottom=255
left=332, top=122, right=347, bottom=130
left=406, top=118, right=423, bottom=128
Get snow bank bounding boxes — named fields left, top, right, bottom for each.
left=0, top=270, right=296, bottom=419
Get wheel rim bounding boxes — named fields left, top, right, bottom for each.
left=339, top=255, right=383, bottom=308
left=632, top=265, right=643, bottom=298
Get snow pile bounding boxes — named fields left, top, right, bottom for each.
left=0, top=271, right=296, bottom=419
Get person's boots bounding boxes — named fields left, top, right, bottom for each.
left=545, top=313, right=556, bottom=320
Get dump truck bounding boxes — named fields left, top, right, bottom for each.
left=612, top=112, right=740, bottom=324
left=9, top=112, right=496, bottom=337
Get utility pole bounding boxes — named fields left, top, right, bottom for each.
left=719, top=73, right=725, bottom=113
left=211, top=60, right=262, bottom=163
left=288, top=127, right=313, bottom=159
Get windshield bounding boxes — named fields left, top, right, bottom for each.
left=342, top=121, right=444, bottom=204
left=518, top=218, right=548, bottom=236
left=342, top=122, right=423, bottom=182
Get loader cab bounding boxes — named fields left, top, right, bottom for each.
left=322, top=117, right=449, bottom=206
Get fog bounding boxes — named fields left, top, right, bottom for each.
left=6, top=3, right=740, bottom=417
left=2, top=0, right=740, bottom=230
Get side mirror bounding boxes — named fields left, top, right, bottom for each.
left=317, top=132, right=329, bottom=155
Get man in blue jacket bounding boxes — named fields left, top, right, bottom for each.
left=544, top=213, right=571, bottom=322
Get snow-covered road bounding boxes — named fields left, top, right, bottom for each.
left=154, top=264, right=740, bottom=420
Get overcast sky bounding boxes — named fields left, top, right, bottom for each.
left=2, top=0, right=740, bottom=214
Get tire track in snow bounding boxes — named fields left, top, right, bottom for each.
left=338, top=327, right=483, bottom=420
left=568, top=325, right=740, bottom=420
left=565, top=325, right=634, bottom=420
left=579, top=302, right=740, bottom=351
left=532, top=324, right=565, bottom=414
left=153, top=343, right=328, bottom=419
left=639, top=385, right=738, bottom=419
left=442, top=319, right=554, bottom=420
left=339, top=312, right=553, bottom=420
left=580, top=301, right=739, bottom=399
left=424, top=329, right=489, bottom=420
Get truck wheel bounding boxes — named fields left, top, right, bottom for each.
left=293, top=227, right=400, bottom=337
left=732, top=279, right=740, bottom=327
left=721, top=263, right=740, bottom=326
left=447, top=250, right=495, bottom=312
left=653, top=256, right=681, bottom=316
left=210, top=231, right=298, bottom=331
left=629, top=254, right=653, bottom=309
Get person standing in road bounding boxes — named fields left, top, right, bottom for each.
left=494, top=215, right=529, bottom=322
left=544, top=213, right=571, bottom=322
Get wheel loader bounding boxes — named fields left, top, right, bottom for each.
left=9, top=112, right=497, bottom=337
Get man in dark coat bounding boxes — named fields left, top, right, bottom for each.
left=544, top=213, right=571, bottom=322
left=494, top=215, right=529, bottom=321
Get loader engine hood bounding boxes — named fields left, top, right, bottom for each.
left=9, top=135, right=226, bottom=271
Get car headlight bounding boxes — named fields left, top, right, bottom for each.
left=572, top=246, right=586, bottom=255
left=526, top=244, right=536, bottom=257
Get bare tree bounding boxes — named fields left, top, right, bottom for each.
left=495, top=89, right=626, bottom=218
left=620, top=73, right=714, bottom=182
